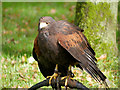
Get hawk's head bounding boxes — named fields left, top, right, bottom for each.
left=38, top=16, right=55, bottom=30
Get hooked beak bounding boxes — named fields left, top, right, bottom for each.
left=40, top=22, right=48, bottom=29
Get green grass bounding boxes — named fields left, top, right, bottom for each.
left=1, top=2, right=119, bottom=89
left=1, top=2, right=77, bottom=88
left=2, top=2, right=76, bottom=57
left=1, top=55, right=44, bottom=88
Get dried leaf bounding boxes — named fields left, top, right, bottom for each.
left=25, top=22, right=28, bottom=25
left=25, top=85, right=29, bottom=88
left=34, top=73, right=38, bottom=77
left=4, top=65, right=7, bottom=69
left=24, top=67, right=28, bottom=73
left=3, top=74, right=6, bottom=78
left=89, top=83, right=93, bottom=86
left=33, top=69, right=38, bottom=73
left=34, top=79, right=36, bottom=82
left=22, top=54, right=27, bottom=63
left=3, top=30, right=13, bottom=35
left=11, top=60, right=17, bottom=65
left=1, top=57, right=5, bottom=63
left=97, top=54, right=107, bottom=60
left=15, top=41, right=19, bottom=44
left=61, top=15, right=66, bottom=20
left=7, top=38, right=15, bottom=44
left=50, top=8, right=56, bottom=14
left=69, top=5, right=75, bottom=11
left=86, top=75, right=92, bottom=82
left=0, top=74, right=1, bottom=79
left=26, top=75, right=30, bottom=79
left=27, top=56, right=35, bottom=64
left=32, top=75, right=36, bottom=79
left=4, top=8, right=8, bottom=12
left=19, top=73, right=24, bottom=78
left=73, top=68, right=82, bottom=76
left=18, top=78, right=27, bottom=82
left=21, top=28, right=26, bottom=32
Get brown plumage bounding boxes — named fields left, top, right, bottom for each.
left=33, top=16, right=108, bottom=87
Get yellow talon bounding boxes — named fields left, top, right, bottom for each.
left=65, top=77, right=68, bottom=87
left=62, top=76, right=74, bottom=87
left=64, top=76, right=74, bottom=87
left=47, top=64, right=59, bottom=85
left=61, top=76, right=67, bottom=80
left=61, top=65, right=74, bottom=87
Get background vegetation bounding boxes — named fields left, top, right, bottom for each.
left=1, top=2, right=119, bottom=88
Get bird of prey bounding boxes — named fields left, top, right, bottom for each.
left=33, top=16, right=108, bottom=88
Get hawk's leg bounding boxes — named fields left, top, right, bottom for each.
left=61, top=65, right=74, bottom=88
left=47, top=64, right=61, bottom=86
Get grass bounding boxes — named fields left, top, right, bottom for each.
left=1, top=2, right=119, bottom=89
left=1, top=2, right=77, bottom=88
left=2, top=2, right=76, bottom=57
left=1, top=55, right=45, bottom=88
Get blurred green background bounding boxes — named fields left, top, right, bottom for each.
left=1, top=2, right=119, bottom=88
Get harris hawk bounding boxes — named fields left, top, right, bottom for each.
left=32, top=16, right=109, bottom=88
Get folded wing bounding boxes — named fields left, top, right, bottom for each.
left=57, top=31, right=106, bottom=83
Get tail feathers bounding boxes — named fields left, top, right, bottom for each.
left=80, top=63, right=109, bottom=88
left=104, top=79, right=117, bottom=89
left=103, top=80, right=109, bottom=89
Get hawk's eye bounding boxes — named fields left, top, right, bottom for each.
left=46, top=22, right=49, bottom=24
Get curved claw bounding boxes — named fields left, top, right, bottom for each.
left=61, top=76, right=74, bottom=87
left=47, top=64, right=60, bottom=85
left=61, top=65, right=75, bottom=87
left=47, top=72, right=59, bottom=85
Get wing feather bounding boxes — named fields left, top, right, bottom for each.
left=57, top=31, right=96, bottom=66
left=57, top=31, right=106, bottom=82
